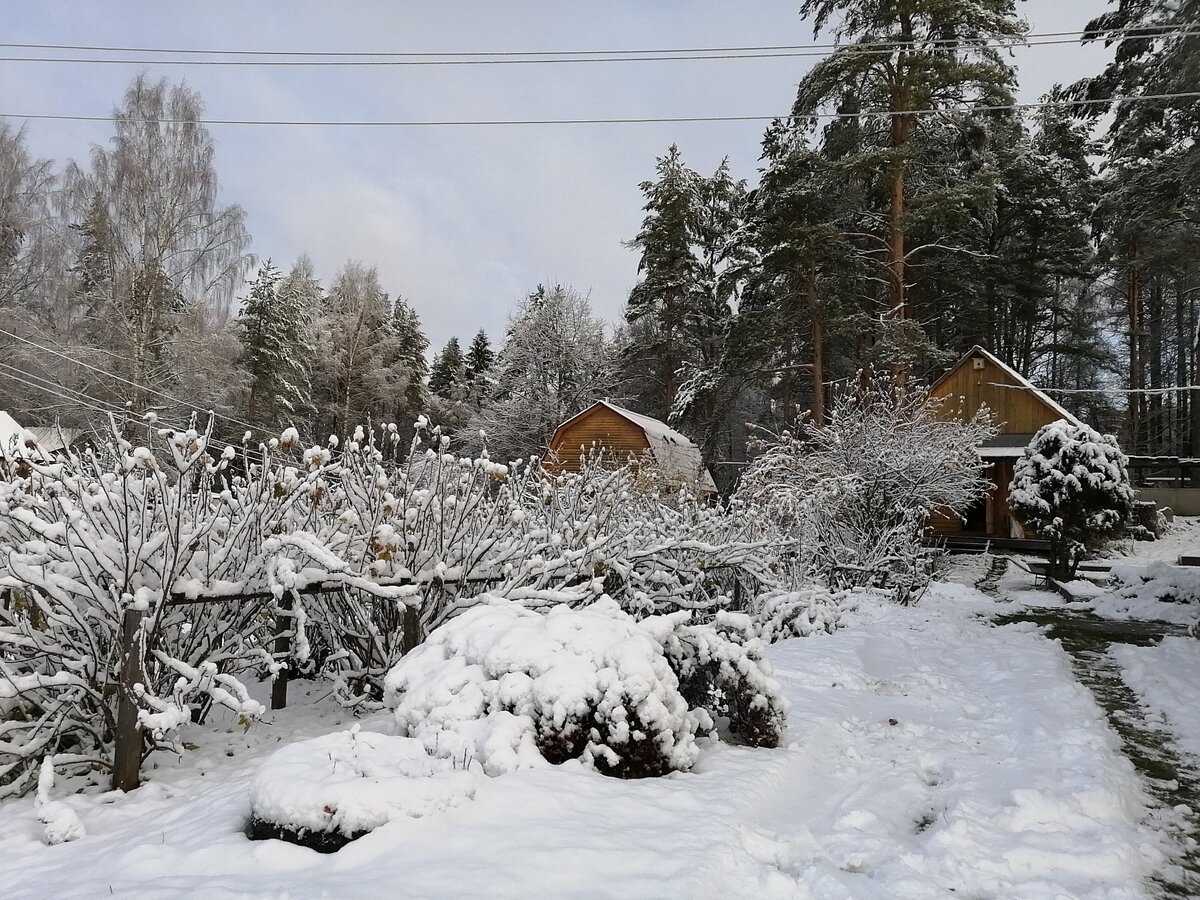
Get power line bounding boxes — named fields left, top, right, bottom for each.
left=991, top=381, right=1200, bottom=397
left=0, top=37, right=1112, bottom=67
left=4, top=91, right=1198, bottom=129
left=0, top=363, right=277, bottom=465
left=0, top=328, right=260, bottom=434
left=1, top=24, right=1193, bottom=59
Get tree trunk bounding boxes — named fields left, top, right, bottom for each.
left=887, top=148, right=909, bottom=320
left=807, top=268, right=826, bottom=425
left=270, top=593, right=293, bottom=711
left=1127, top=241, right=1142, bottom=453
left=112, top=608, right=146, bottom=792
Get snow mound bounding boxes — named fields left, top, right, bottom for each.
left=36, top=801, right=85, bottom=846
left=248, top=727, right=475, bottom=851
left=1082, top=561, right=1200, bottom=625
left=384, top=596, right=705, bottom=778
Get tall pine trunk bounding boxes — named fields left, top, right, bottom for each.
left=807, top=268, right=826, bottom=425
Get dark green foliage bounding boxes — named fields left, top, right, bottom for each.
left=428, top=336, right=466, bottom=399
left=238, top=260, right=315, bottom=433
left=465, top=329, right=494, bottom=385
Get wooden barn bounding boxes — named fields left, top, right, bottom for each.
left=543, top=400, right=718, bottom=496
left=928, top=345, right=1084, bottom=539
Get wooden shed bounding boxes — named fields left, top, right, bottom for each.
left=928, top=346, right=1083, bottom=539
left=543, top=400, right=718, bottom=496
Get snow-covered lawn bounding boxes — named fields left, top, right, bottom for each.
left=0, top=584, right=1167, bottom=898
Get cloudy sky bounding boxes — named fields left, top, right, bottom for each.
left=5, top=1, right=1111, bottom=351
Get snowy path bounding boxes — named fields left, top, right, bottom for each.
left=0, top=586, right=1167, bottom=898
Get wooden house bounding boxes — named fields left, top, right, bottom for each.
left=928, top=346, right=1083, bottom=539
left=543, top=401, right=718, bottom=496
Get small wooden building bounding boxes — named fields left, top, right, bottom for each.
left=543, top=400, right=718, bottom=496
left=928, top=346, right=1083, bottom=539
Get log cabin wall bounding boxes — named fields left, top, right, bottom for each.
left=930, top=352, right=1062, bottom=435
left=928, top=348, right=1067, bottom=539
left=543, top=405, right=651, bottom=473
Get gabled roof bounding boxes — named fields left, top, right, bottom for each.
left=931, top=345, right=1083, bottom=427
left=549, top=400, right=718, bottom=494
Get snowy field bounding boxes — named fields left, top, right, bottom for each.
left=0, top=582, right=1172, bottom=899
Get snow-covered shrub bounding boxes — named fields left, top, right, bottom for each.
left=1111, top=562, right=1200, bottom=606
left=1009, top=420, right=1133, bottom=579
left=247, top=727, right=476, bottom=853
left=648, top=611, right=789, bottom=748
left=734, top=373, right=994, bottom=599
left=750, top=587, right=847, bottom=642
left=384, top=597, right=705, bottom=778
left=0, top=414, right=787, bottom=797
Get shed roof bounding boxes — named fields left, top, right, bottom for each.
left=0, top=410, right=43, bottom=459
left=551, top=400, right=718, bottom=494
left=931, top=345, right=1083, bottom=428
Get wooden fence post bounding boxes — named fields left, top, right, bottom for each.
left=112, top=607, right=145, bottom=792
left=271, top=593, right=293, bottom=710
left=401, top=602, right=421, bottom=655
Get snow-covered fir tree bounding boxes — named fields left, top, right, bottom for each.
left=1009, top=420, right=1134, bottom=579
left=238, top=261, right=315, bottom=434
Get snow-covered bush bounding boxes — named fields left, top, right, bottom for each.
left=734, top=374, right=994, bottom=599
left=1009, top=420, right=1133, bottom=580
left=384, top=597, right=706, bottom=778
left=1111, top=562, right=1200, bottom=606
left=247, top=727, right=476, bottom=853
left=0, top=415, right=787, bottom=797
left=749, top=587, right=848, bottom=642
left=647, top=611, right=789, bottom=748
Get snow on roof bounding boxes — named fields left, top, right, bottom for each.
left=556, top=401, right=718, bottom=494
left=25, top=425, right=87, bottom=454
left=0, top=410, right=44, bottom=459
left=937, top=346, right=1083, bottom=428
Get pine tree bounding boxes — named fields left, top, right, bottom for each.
left=429, top=337, right=466, bottom=398
left=1072, top=0, right=1200, bottom=455
left=792, top=0, right=1026, bottom=324
left=1010, top=421, right=1133, bottom=579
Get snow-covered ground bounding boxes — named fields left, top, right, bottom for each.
left=0, top=583, right=1169, bottom=899
left=1112, top=637, right=1200, bottom=761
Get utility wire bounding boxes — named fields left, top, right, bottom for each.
left=0, top=327, right=260, bottom=434
left=4, top=91, right=1198, bottom=129
left=0, top=364, right=279, bottom=466
left=990, top=381, right=1200, bottom=397
left=1, top=23, right=1193, bottom=59
left=0, top=37, right=1112, bottom=67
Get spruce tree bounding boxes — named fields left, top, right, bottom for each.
left=239, top=260, right=315, bottom=432
left=625, top=145, right=700, bottom=418
left=429, top=337, right=466, bottom=398
left=391, top=295, right=430, bottom=430
left=465, top=329, right=495, bottom=385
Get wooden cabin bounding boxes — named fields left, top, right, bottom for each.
left=543, top=401, right=718, bottom=496
left=928, top=346, right=1083, bottom=539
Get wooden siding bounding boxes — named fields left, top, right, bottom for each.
left=927, top=462, right=1016, bottom=539
left=543, top=405, right=651, bottom=473
left=930, top=351, right=1062, bottom=434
